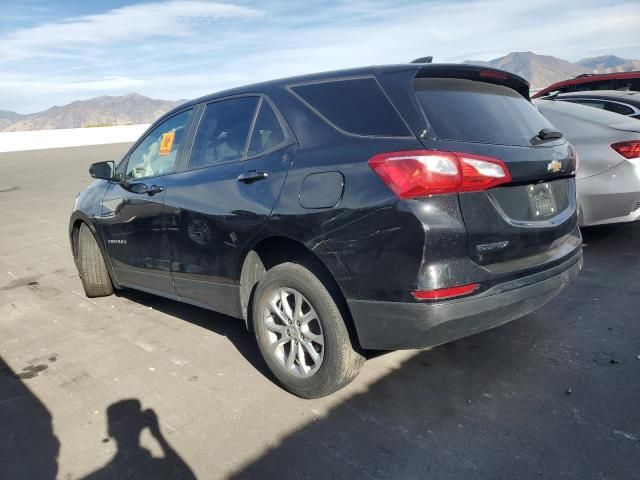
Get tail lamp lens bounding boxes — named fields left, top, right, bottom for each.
left=611, top=141, right=640, bottom=160
left=368, top=150, right=511, bottom=199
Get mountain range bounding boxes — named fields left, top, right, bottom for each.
left=464, top=52, right=640, bottom=90
left=2, top=52, right=639, bottom=132
left=1, top=93, right=184, bottom=132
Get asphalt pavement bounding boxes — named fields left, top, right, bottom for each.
left=0, top=143, right=638, bottom=479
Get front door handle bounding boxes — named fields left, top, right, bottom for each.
left=145, top=185, right=164, bottom=196
left=125, top=182, right=164, bottom=195
left=237, top=170, right=269, bottom=183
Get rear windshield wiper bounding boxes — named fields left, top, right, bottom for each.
left=533, top=128, right=563, bottom=144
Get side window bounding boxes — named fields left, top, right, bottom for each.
left=189, top=96, right=259, bottom=168
left=602, top=102, right=634, bottom=116
left=565, top=99, right=606, bottom=110
left=247, top=100, right=286, bottom=156
left=124, top=109, right=192, bottom=179
left=290, top=77, right=410, bottom=136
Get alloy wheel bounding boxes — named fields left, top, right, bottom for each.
left=263, top=287, right=325, bottom=377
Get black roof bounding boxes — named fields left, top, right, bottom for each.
left=179, top=64, right=420, bottom=109
left=160, top=63, right=531, bottom=123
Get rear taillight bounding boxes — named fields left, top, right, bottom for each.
left=569, top=144, right=579, bottom=172
left=368, top=150, right=511, bottom=199
left=611, top=141, right=640, bottom=159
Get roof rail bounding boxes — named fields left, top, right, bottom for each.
left=411, top=56, right=433, bottom=64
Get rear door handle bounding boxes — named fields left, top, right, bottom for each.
left=237, top=170, right=269, bottom=183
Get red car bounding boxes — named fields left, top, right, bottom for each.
left=532, top=71, right=640, bottom=98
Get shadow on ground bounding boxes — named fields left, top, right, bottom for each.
left=227, top=223, right=640, bottom=479
left=0, top=355, right=196, bottom=480
left=81, top=399, right=195, bottom=480
left=0, top=355, right=60, bottom=480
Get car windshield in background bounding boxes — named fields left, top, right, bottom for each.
left=534, top=99, right=633, bottom=126
left=414, top=78, right=553, bottom=146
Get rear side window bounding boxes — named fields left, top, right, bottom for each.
left=414, top=78, right=553, bottom=146
left=291, top=77, right=410, bottom=137
left=190, top=96, right=259, bottom=168
left=603, top=101, right=634, bottom=116
left=536, top=99, right=633, bottom=125
left=564, top=99, right=634, bottom=116
left=248, top=100, right=286, bottom=156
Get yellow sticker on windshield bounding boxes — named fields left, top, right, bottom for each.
left=159, top=131, right=175, bottom=156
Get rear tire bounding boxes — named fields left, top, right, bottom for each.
left=252, top=262, right=364, bottom=398
left=76, top=223, right=113, bottom=298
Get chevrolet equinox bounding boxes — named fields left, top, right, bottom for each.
left=70, top=63, right=582, bottom=398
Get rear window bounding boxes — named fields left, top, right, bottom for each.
left=291, top=77, right=410, bottom=137
left=535, top=99, right=633, bottom=126
left=414, top=78, right=553, bottom=146
left=583, top=100, right=634, bottom=116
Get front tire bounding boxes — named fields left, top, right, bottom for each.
left=252, top=262, right=364, bottom=398
left=75, top=223, right=114, bottom=298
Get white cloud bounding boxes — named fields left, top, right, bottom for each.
left=0, top=76, right=145, bottom=94
left=0, top=1, right=263, bottom=61
left=1, top=0, right=639, bottom=113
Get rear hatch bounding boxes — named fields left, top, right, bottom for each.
left=413, top=71, right=580, bottom=270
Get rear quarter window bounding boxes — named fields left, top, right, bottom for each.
left=536, top=99, right=633, bottom=125
left=414, top=78, right=552, bottom=146
left=290, top=77, right=410, bottom=137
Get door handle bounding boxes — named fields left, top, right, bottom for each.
left=145, top=185, right=164, bottom=196
left=124, top=182, right=164, bottom=195
left=237, top=170, right=269, bottom=183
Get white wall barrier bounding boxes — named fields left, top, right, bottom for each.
left=0, top=124, right=151, bottom=153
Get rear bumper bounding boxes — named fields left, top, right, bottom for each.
left=348, top=249, right=582, bottom=350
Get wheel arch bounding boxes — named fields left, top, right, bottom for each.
left=69, top=213, right=96, bottom=259
left=69, top=215, right=120, bottom=289
left=238, top=236, right=360, bottom=348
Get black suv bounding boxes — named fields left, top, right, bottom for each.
left=70, top=64, right=582, bottom=398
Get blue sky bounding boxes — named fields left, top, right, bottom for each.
left=1, top=0, right=639, bottom=113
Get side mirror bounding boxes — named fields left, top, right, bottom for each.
left=89, top=161, right=115, bottom=180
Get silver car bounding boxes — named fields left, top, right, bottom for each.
left=536, top=99, right=640, bottom=226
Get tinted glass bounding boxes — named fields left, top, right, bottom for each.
left=567, top=99, right=606, bottom=110
left=603, top=102, right=634, bottom=116
left=125, top=109, right=192, bottom=179
left=566, top=99, right=633, bottom=116
left=536, top=99, right=632, bottom=125
left=573, top=81, right=612, bottom=92
left=190, top=96, right=259, bottom=168
left=291, top=77, right=410, bottom=136
left=248, top=100, right=286, bottom=156
left=414, top=78, right=552, bottom=146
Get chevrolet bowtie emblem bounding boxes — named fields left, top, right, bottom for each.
left=547, top=160, right=562, bottom=173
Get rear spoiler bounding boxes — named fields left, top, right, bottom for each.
left=415, top=64, right=531, bottom=100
